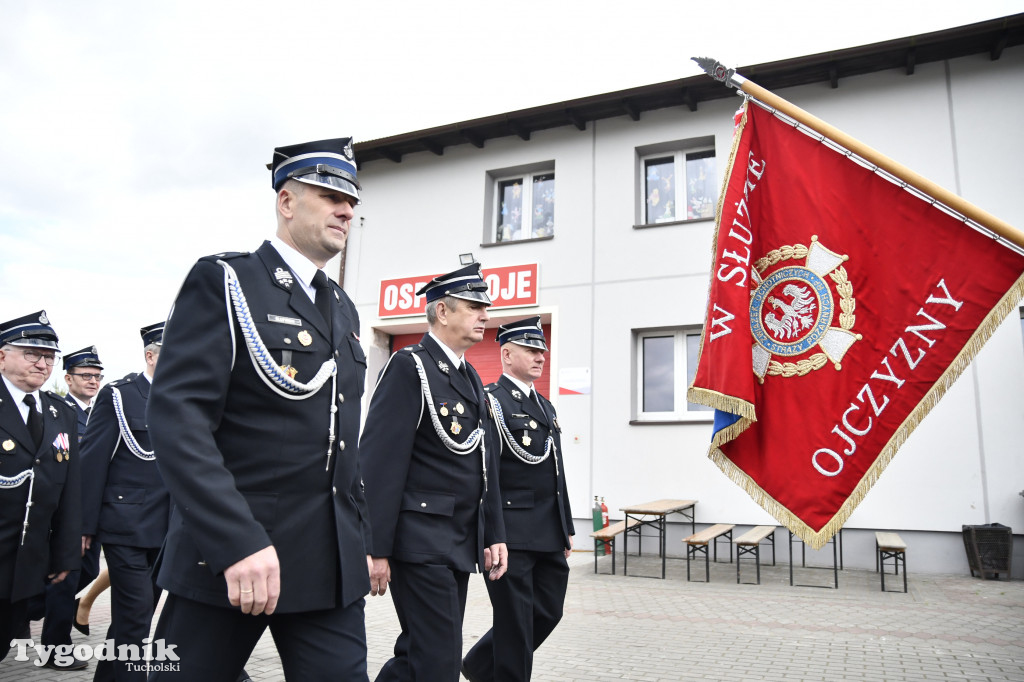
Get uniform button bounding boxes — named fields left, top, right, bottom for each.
left=198, top=561, right=207, bottom=566
left=335, top=350, right=340, bottom=358
left=338, top=393, right=345, bottom=403
left=420, top=502, right=427, bottom=508
left=339, top=440, right=345, bottom=451
left=284, top=338, right=292, bottom=344
left=332, top=486, right=337, bottom=495
left=506, top=501, right=512, bottom=505
left=117, top=495, right=124, bottom=500
left=34, top=459, right=41, bottom=464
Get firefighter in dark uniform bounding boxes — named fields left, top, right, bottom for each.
left=360, top=263, right=508, bottom=682
left=24, top=345, right=106, bottom=671
left=80, top=322, right=170, bottom=681
left=146, top=137, right=372, bottom=682
left=0, top=311, right=80, bottom=662
left=461, top=317, right=574, bottom=682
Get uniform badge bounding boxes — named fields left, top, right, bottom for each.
left=750, top=235, right=860, bottom=381
left=297, top=330, right=313, bottom=346
left=343, top=139, right=355, bottom=161
left=39, top=311, right=49, bottom=324
left=268, top=314, right=301, bottom=326
left=511, top=389, right=522, bottom=400
left=439, top=403, right=449, bottom=417
left=455, top=402, right=464, bottom=415
left=450, top=418, right=462, bottom=435
left=273, top=267, right=294, bottom=289
left=55, top=452, right=63, bottom=462
left=2, top=440, right=14, bottom=452
left=438, top=360, right=450, bottom=374
left=282, top=365, right=298, bottom=379
left=529, top=420, right=538, bottom=430
left=49, top=405, right=58, bottom=419
left=522, top=432, right=532, bottom=447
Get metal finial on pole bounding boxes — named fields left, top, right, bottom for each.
left=691, top=57, right=746, bottom=89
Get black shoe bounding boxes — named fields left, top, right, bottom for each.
left=44, top=657, right=88, bottom=671
left=460, top=662, right=481, bottom=682
left=236, top=669, right=254, bottom=682
left=72, top=598, right=90, bottom=636
left=15, top=620, right=30, bottom=640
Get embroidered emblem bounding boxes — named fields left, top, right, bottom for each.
left=439, top=403, right=449, bottom=417
left=511, top=390, right=522, bottom=400
left=750, top=235, right=861, bottom=381
left=438, top=360, right=450, bottom=374
left=297, top=330, right=313, bottom=347
left=268, top=314, right=301, bottom=326
left=522, top=433, right=532, bottom=447
left=49, top=405, right=58, bottom=418
left=2, top=440, right=14, bottom=451
left=450, top=418, right=462, bottom=435
left=39, top=311, right=49, bottom=324
left=273, top=268, right=294, bottom=289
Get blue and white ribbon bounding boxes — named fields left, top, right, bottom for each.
left=111, top=386, right=155, bottom=461
left=487, top=394, right=553, bottom=465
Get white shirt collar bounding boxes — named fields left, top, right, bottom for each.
left=67, top=393, right=92, bottom=411
left=270, top=237, right=326, bottom=303
left=503, top=373, right=534, bottom=397
left=428, top=332, right=464, bottom=368
left=140, top=370, right=153, bottom=384
left=2, top=374, right=40, bottom=417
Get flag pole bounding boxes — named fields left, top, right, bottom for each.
left=692, top=57, right=1024, bottom=252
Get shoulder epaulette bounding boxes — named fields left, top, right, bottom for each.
left=199, top=250, right=249, bottom=264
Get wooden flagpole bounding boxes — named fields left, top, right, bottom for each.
left=692, top=58, right=1024, bottom=252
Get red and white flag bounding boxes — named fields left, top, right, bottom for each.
left=688, top=100, right=1024, bottom=548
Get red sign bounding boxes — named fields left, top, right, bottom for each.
left=689, top=102, right=1024, bottom=548
left=378, top=264, right=539, bottom=318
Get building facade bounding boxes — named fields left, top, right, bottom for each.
left=343, top=15, right=1024, bottom=576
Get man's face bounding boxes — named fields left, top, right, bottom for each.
left=0, top=345, right=56, bottom=393
left=278, top=182, right=356, bottom=266
left=65, top=366, right=103, bottom=401
left=504, top=343, right=546, bottom=384
left=441, top=300, right=490, bottom=351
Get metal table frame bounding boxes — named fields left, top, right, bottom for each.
left=620, top=499, right=697, bottom=579
left=788, top=529, right=843, bottom=589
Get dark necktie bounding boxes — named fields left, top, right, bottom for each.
left=459, top=362, right=471, bottom=383
left=312, top=271, right=333, bottom=334
left=85, top=406, right=92, bottom=417
left=23, top=394, right=43, bottom=449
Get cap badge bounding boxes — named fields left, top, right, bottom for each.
left=273, top=268, right=294, bottom=289
left=343, top=140, right=354, bottom=161
left=511, top=390, right=522, bottom=400
left=437, top=360, right=449, bottom=374
left=39, top=312, right=49, bottom=325
left=297, top=330, right=313, bottom=347
left=2, top=440, right=14, bottom=451
left=91, top=346, right=98, bottom=353
left=450, top=418, right=462, bottom=435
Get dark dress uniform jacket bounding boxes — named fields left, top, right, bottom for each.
left=80, top=373, right=170, bottom=548
left=148, top=241, right=371, bottom=613
left=487, top=375, right=573, bottom=551
left=62, top=396, right=89, bottom=443
left=360, top=334, right=505, bottom=572
left=0, top=384, right=80, bottom=601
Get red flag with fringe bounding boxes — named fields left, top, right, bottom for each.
left=688, top=100, right=1024, bottom=548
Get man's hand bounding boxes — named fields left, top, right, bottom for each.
left=369, top=556, right=390, bottom=596
left=82, top=535, right=93, bottom=556
left=485, top=542, right=508, bottom=581
left=565, top=535, right=574, bottom=560
left=224, top=546, right=280, bottom=616
left=47, top=570, right=70, bottom=585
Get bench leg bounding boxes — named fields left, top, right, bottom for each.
left=706, top=545, right=710, bottom=582
left=755, top=544, right=761, bottom=585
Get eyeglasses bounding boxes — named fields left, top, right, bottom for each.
left=69, top=372, right=104, bottom=382
left=18, top=349, right=58, bottom=366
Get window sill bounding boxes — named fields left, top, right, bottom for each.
left=481, top=235, right=554, bottom=248
left=633, top=216, right=714, bottom=230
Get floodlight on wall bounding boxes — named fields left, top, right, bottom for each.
left=459, top=252, right=476, bottom=265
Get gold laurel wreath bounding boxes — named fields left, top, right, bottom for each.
left=753, top=244, right=856, bottom=378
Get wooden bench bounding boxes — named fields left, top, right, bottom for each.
left=683, top=523, right=735, bottom=582
left=589, top=519, right=640, bottom=575
left=734, top=525, right=777, bottom=585
left=875, top=531, right=908, bottom=593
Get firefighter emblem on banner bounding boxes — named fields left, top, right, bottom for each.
left=749, top=235, right=861, bottom=381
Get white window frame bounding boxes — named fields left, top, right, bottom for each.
left=638, top=146, right=716, bottom=226
left=634, top=327, right=713, bottom=422
left=492, top=169, right=555, bottom=243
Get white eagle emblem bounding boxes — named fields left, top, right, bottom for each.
left=763, top=284, right=817, bottom=340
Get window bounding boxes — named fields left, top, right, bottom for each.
left=639, top=147, right=716, bottom=225
left=494, top=171, right=555, bottom=242
left=635, top=328, right=713, bottom=421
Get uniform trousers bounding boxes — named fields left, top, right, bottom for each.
left=94, top=544, right=162, bottom=682
left=24, top=542, right=101, bottom=648
left=461, top=550, right=569, bottom=682
left=0, top=598, right=29, bottom=662
left=148, top=592, right=368, bottom=682
left=376, top=560, right=470, bottom=682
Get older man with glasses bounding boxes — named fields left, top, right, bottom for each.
left=0, top=311, right=81, bottom=663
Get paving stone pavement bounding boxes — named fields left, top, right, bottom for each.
left=4, top=550, right=1023, bottom=681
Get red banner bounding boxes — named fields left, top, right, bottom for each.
left=378, top=264, right=538, bottom=318
left=689, top=102, right=1024, bottom=548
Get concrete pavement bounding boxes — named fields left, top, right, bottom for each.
left=4, top=550, right=1023, bottom=681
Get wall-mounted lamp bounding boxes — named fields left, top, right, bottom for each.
left=459, top=252, right=476, bottom=265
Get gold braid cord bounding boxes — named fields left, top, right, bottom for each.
left=755, top=244, right=856, bottom=378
